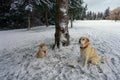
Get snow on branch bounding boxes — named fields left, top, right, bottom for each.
left=35, top=0, right=42, bottom=5
left=35, top=0, right=54, bottom=9
left=25, top=4, right=33, bottom=12
left=69, top=0, right=83, bottom=9
left=10, top=3, right=17, bottom=10
left=10, top=0, right=24, bottom=10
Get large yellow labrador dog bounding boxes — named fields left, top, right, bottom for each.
left=35, top=43, right=48, bottom=58
left=79, top=37, right=106, bottom=68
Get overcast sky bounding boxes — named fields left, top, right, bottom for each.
left=84, top=0, right=120, bottom=13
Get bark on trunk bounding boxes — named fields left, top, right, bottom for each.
left=70, top=16, right=73, bottom=28
left=45, top=11, right=49, bottom=27
left=27, top=13, right=31, bottom=30
left=53, top=0, right=70, bottom=49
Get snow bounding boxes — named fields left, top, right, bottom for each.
left=10, top=3, right=17, bottom=10
left=60, top=23, right=66, bottom=28
left=60, top=8, right=67, bottom=16
left=25, top=4, right=33, bottom=12
left=60, top=33, right=67, bottom=43
left=10, top=0, right=24, bottom=10
left=60, top=8, right=67, bottom=13
left=35, top=0, right=53, bottom=9
left=0, top=20, right=120, bottom=80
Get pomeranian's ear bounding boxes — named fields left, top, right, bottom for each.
left=40, top=43, right=46, bottom=48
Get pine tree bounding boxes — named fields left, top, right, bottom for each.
left=68, top=0, right=84, bottom=28
left=0, top=0, right=11, bottom=29
left=0, top=0, right=28, bottom=29
left=34, top=0, right=54, bottom=27
left=25, top=0, right=33, bottom=30
left=104, top=7, right=110, bottom=20
left=81, top=4, right=87, bottom=20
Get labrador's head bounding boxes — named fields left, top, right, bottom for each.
left=79, top=37, right=89, bottom=47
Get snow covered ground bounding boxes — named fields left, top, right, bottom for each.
left=0, top=20, right=120, bottom=80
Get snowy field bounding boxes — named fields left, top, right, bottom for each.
left=0, top=20, right=120, bottom=80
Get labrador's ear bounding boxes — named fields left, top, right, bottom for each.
left=86, top=38, right=89, bottom=42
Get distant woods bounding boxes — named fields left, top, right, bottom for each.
left=81, top=7, right=120, bottom=21
left=85, top=7, right=110, bottom=20
left=0, top=0, right=120, bottom=30
left=109, top=7, right=120, bottom=21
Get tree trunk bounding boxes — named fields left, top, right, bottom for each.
left=53, top=0, right=70, bottom=49
left=27, top=13, right=31, bottom=30
left=45, top=11, right=49, bottom=27
left=59, top=0, right=70, bottom=46
left=52, top=0, right=61, bottom=49
left=70, top=15, right=73, bottom=28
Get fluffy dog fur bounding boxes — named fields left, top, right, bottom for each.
left=35, top=43, right=48, bottom=58
left=79, top=37, right=106, bottom=68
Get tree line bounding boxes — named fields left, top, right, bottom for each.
left=84, top=7, right=110, bottom=20
left=1, top=0, right=120, bottom=30
left=0, top=0, right=85, bottom=30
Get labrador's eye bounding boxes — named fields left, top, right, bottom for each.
left=83, top=39, right=85, bottom=40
